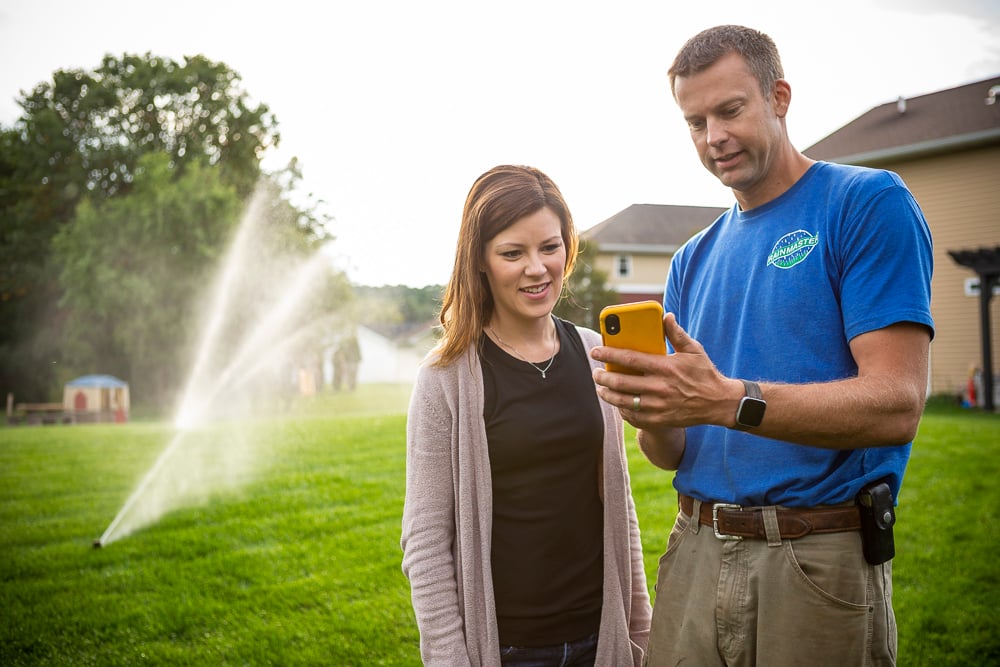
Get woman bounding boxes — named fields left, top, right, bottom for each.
left=401, top=165, right=650, bottom=666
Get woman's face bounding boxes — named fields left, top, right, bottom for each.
left=482, top=207, right=566, bottom=328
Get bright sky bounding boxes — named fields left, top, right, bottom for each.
left=2, top=1, right=998, bottom=287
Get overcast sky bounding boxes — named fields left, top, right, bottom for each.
left=2, top=0, right=998, bottom=287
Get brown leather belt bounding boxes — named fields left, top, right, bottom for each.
left=679, top=493, right=862, bottom=540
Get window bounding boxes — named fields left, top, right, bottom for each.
left=616, top=254, right=632, bottom=279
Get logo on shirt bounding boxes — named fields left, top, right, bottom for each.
left=767, top=230, right=819, bottom=269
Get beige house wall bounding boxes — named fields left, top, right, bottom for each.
left=594, top=252, right=674, bottom=299
left=885, top=145, right=1000, bottom=396
left=592, top=252, right=617, bottom=280
left=631, top=254, right=672, bottom=287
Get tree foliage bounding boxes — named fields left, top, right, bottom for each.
left=52, top=153, right=242, bottom=404
left=555, top=240, right=619, bottom=330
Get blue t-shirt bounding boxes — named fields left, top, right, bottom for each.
left=664, top=161, right=934, bottom=506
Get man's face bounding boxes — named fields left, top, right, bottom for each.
left=674, top=52, right=788, bottom=209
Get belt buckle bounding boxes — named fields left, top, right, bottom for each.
left=712, top=503, right=743, bottom=540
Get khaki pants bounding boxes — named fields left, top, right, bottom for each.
left=645, top=499, right=896, bottom=667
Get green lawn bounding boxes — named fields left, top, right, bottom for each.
left=1, top=388, right=997, bottom=665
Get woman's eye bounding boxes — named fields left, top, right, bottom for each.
left=501, top=250, right=521, bottom=259
left=542, top=243, right=561, bottom=253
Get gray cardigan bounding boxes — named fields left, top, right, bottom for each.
left=401, top=326, right=651, bottom=666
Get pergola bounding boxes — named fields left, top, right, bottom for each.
left=947, top=246, right=1000, bottom=412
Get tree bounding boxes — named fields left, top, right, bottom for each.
left=52, top=153, right=242, bottom=404
left=555, top=240, right=619, bottom=330
left=1, top=53, right=281, bottom=402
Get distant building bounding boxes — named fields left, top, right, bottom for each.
left=581, top=204, right=725, bottom=303
left=324, top=322, right=437, bottom=386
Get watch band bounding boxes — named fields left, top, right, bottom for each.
left=741, top=379, right=762, bottom=401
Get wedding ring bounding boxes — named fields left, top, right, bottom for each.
left=632, top=395, right=641, bottom=411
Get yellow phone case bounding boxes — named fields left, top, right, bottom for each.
left=599, top=301, right=667, bottom=374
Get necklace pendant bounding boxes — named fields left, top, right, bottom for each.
left=486, top=324, right=556, bottom=380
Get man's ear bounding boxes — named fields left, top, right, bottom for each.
left=773, top=79, right=791, bottom=119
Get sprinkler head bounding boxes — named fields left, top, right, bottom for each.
left=92, top=539, right=103, bottom=549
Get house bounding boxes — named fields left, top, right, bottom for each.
left=581, top=204, right=726, bottom=303
left=805, top=74, right=1000, bottom=402
left=323, top=322, right=438, bottom=387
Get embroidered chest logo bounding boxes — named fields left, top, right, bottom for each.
left=766, top=230, right=819, bottom=269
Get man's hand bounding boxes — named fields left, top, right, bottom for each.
left=591, top=312, right=742, bottom=430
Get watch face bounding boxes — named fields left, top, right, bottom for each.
left=738, top=397, right=766, bottom=427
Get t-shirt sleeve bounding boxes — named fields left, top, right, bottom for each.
left=838, top=175, right=935, bottom=342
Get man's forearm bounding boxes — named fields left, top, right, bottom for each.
left=751, top=374, right=926, bottom=449
left=637, top=426, right=685, bottom=470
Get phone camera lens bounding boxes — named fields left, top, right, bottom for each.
left=606, top=314, right=621, bottom=335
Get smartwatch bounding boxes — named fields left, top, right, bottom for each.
left=735, top=379, right=766, bottom=430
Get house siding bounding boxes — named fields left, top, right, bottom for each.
left=882, top=146, right=1000, bottom=396
left=595, top=252, right=671, bottom=302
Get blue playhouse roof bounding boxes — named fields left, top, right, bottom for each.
left=65, top=374, right=129, bottom=388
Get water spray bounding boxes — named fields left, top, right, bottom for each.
left=93, top=183, right=344, bottom=547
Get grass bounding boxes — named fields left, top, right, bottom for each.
left=1, top=388, right=997, bottom=665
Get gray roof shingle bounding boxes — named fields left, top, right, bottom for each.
left=582, top=203, right=725, bottom=253
left=805, top=75, right=1000, bottom=163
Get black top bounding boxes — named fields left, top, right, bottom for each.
left=480, top=317, right=604, bottom=646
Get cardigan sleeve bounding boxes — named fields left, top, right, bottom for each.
left=401, top=363, right=474, bottom=666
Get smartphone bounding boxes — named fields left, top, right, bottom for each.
left=599, top=301, right=667, bottom=374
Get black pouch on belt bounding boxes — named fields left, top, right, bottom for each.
left=856, top=478, right=896, bottom=565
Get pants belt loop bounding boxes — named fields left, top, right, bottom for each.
left=762, top=506, right=782, bottom=546
left=690, top=498, right=702, bottom=534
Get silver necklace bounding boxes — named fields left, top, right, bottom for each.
left=487, top=325, right=558, bottom=379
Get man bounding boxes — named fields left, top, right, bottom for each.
left=591, top=25, right=933, bottom=666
